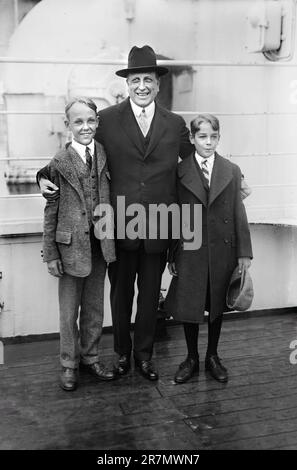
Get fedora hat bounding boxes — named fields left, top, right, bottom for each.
left=116, top=45, right=169, bottom=78
left=226, top=266, right=254, bottom=311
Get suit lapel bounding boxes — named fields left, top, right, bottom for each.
left=53, top=147, right=85, bottom=202
left=209, top=153, right=233, bottom=206
left=118, top=98, right=144, bottom=154
left=144, top=104, right=166, bottom=158
left=178, top=154, right=208, bottom=207
left=95, top=141, right=106, bottom=175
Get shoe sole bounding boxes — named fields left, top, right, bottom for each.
left=59, top=383, right=77, bottom=391
left=114, top=367, right=131, bottom=376
left=205, top=368, right=228, bottom=383
left=91, top=374, right=116, bottom=381
left=174, top=368, right=199, bottom=384
left=80, top=364, right=116, bottom=381
left=135, top=366, right=159, bottom=381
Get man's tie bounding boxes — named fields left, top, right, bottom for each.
left=138, top=108, right=149, bottom=136
left=201, top=159, right=210, bottom=186
left=85, top=146, right=92, bottom=171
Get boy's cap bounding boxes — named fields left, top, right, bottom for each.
left=226, top=266, right=254, bottom=311
left=116, top=45, right=168, bottom=78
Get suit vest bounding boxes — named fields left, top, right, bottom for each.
left=70, top=149, right=100, bottom=227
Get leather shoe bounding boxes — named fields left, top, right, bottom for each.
left=174, top=357, right=199, bottom=384
left=80, top=362, right=116, bottom=381
left=114, top=355, right=131, bottom=376
left=205, top=355, right=228, bottom=383
left=59, top=367, right=78, bottom=391
left=135, top=359, right=159, bottom=381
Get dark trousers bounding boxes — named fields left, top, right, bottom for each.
left=108, top=244, right=167, bottom=361
left=183, top=275, right=223, bottom=359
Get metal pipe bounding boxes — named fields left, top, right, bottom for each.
left=0, top=56, right=297, bottom=67
left=1, top=152, right=296, bottom=162
left=1, top=110, right=297, bottom=116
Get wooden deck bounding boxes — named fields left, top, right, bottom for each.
left=1, top=311, right=297, bottom=450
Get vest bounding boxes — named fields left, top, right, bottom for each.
left=135, top=114, right=154, bottom=151
left=70, top=149, right=100, bottom=227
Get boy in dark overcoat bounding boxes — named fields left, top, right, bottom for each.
left=43, top=98, right=116, bottom=391
left=165, top=114, right=253, bottom=384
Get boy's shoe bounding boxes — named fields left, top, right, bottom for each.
left=205, top=355, right=228, bottom=383
left=174, top=357, right=199, bottom=384
left=60, top=367, right=78, bottom=391
left=80, top=361, right=116, bottom=381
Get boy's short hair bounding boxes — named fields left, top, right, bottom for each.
left=190, top=114, right=220, bottom=136
left=65, top=97, right=98, bottom=118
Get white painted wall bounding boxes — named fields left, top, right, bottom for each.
left=1, top=0, right=297, bottom=337
left=1, top=223, right=297, bottom=337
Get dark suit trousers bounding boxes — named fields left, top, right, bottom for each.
left=108, top=243, right=167, bottom=361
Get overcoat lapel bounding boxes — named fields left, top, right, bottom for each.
left=117, top=98, right=144, bottom=154
left=178, top=154, right=208, bottom=207
left=208, top=153, right=233, bottom=206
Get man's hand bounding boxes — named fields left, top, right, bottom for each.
left=40, top=177, right=60, bottom=201
left=47, top=259, right=64, bottom=277
left=238, top=257, right=251, bottom=274
left=168, top=262, right=178, bottom=277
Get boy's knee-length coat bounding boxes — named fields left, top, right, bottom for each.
left=165, top=153, right=253, bottom=323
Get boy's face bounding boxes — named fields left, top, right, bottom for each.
left=126, top=72, right=160, bottom=108
left=190, top=122, right=220, bottom=158
left=64, top=102, right=98, bottom=146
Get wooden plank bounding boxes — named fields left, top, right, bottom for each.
left=1, top=311, right=297, bottom=450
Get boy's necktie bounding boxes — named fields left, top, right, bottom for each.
left=85, top=146, right=93, bottom=171
left=201, top=159, right=210, bottom=186
left=138, top=108, right=149, bottom=136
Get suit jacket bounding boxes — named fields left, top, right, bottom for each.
left=165, top=152, right=253, bottom=323
left=95, top=98, right=193, bottom=253
left=43, top=142, right=116, bottom=277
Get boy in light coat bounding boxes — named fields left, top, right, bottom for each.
left=43, top=98, right=116, bottom=391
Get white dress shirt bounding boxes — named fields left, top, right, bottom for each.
left=130, top=99, right=155, bottom=131
left=71, top=139, right=95, bottom=164
left=195, top=151, right=215, bottom=184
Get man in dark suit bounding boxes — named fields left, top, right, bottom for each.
left=38, top=45, right=193, bottom=381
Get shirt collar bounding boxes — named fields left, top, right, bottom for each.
left=195, top=151, right=215, bottom=168
left=71, top=139, right=95, bottom=158
left=129, top=99, right=155, bottom=119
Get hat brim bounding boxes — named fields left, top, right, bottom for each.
left=116, top=65, right=169, bottom=78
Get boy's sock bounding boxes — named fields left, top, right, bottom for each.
left=206, top=314, right=223, bottom=357
left=183, top=323, right=199, bottom=361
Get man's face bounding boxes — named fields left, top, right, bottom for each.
left=127, top=72, right=160, bottom=107
left=190, top=122, right=220, bottom=158
left=64, top=102, right=98, bottom=146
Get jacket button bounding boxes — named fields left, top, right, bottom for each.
left=92, top=175, right=95, bottom=178
left=224, top=219, right=228, bottom=223
left=140, top=182, right=145, bottom=187
left=82, top=210, right=86, bottom=215
left=85, top=230, right=89, bottom=234
left=224, top=239, right=229, bottom=244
